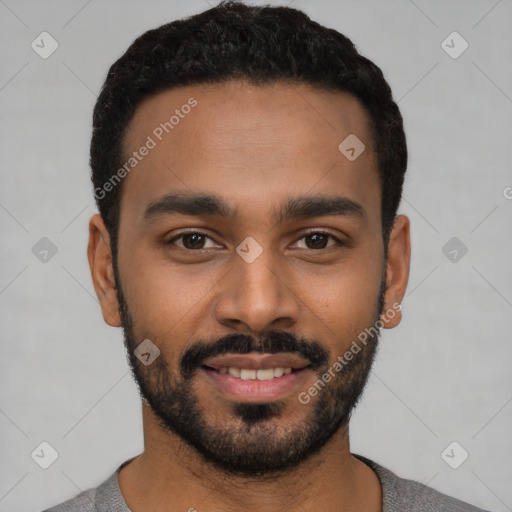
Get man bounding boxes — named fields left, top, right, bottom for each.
left=44, top=1, right=491, bottom=511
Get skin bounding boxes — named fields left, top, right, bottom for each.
left=88, top=79, right=410, bottom=512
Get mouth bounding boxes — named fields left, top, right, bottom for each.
left=203, top=366, right=297, bottom=380
left=200, top=353, right=312, bottom=402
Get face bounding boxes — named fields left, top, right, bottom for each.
left=88, top=79, right=410, bottom=477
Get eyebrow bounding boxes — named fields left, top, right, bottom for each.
left=142, top=192, right=365, bottom=224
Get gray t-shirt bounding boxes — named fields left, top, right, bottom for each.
left=43, top=453, right=491, bottom=511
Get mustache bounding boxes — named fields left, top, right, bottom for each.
left=180, top=330, right=329, bottom=379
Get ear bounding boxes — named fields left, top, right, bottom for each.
left=381, top=214, right=411, bottom=329
left=87, top=214, right=122, bottom=327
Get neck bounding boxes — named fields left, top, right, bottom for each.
left=118, top=401, right=382, bottom=512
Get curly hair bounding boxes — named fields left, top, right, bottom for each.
left=90, top=0, right=407, bottom=256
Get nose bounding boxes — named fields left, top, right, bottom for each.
left=214, top=241, right=300, bottom=336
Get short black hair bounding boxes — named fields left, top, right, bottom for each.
left=90, top=0, right=407, bottom=257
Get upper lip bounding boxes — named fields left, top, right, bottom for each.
left=202, top=352, right=311, bottom=371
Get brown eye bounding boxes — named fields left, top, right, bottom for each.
left=295, top=231, right=341, bottom=250
left=167, top=231, right=216, bottom=250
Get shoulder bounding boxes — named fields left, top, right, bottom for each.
left=42, top=488, right=98, bottom=512
left=353, top=454, right=492, bottom=512
left=41, top=465, right=128, bottom=512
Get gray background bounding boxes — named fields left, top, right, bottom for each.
left=1, top=0, right=511, bottom=511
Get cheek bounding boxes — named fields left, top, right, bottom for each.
left=305, top=257, right=383, bottom=344
left=117, top=244, right=208, bottom=343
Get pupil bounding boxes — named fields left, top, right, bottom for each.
left=308, top=234, right=326, bottom=249
left=185, top=234, right=203, bottom=249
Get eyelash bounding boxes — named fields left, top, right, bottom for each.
left=166, top=229, right=344, bottom=252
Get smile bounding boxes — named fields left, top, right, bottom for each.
left=207, top=366, right=293, bottom=380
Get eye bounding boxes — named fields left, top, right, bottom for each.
left=293, top=231, right=343, bottom=250
left=166, top=230, right=344, bottom=252
left=167, top=230, right=218, bottom=250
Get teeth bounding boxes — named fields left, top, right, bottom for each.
left=217, top=367, right=293, bottom=380
left=273, top=367, right=284, bottom=378
left=256, top=368, right=275, bottom=380
left=240, top=369, right=256, bottom=380
left=228, top=367, right=241, bottom=378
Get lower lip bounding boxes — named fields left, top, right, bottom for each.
left=201, top=367, right=310, bottom=403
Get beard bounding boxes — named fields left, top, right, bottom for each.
left=114, top=262, right=386, bottom=478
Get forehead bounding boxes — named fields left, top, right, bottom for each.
left=119, top=79, right=380, bottom=227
